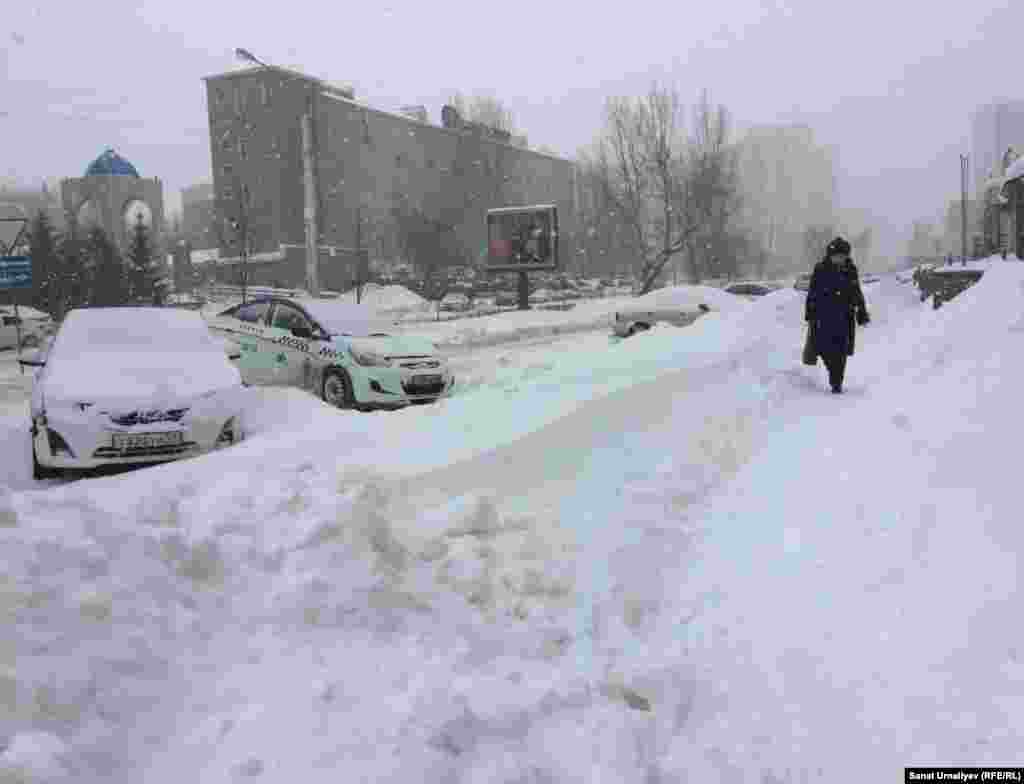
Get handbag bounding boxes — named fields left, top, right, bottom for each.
left=802, top=322, right=818, bottom=366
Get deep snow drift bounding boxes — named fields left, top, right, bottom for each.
left=2, top=263, right=1023, bottom=781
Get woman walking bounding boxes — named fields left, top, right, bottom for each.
left=805, top=237, right=871, bottom=394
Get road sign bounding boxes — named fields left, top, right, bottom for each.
left=0, top=256, right=31, bottom=290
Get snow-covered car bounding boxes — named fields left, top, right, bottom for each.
left=612, top=303, right=711, bottom=337
left=724, top=282, right=778, bottom=297
left=440, top=293, right=472, bottom=312
left=20, top=307, right=245, bottom=480
left=205, top=296, right=455, bottom=410
left=0, top=305, right=54, bottom=350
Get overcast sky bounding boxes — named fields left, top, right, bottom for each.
left=2, top=0, right=1021, bottom=259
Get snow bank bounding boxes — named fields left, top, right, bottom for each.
left=402, top=285, right=746, bottom=350
left=335, top=283, right=430, bottom=313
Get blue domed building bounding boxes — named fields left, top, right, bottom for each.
left=84, top=148, right=141, bottom=178
left=61, top=148, right=164, bottom=252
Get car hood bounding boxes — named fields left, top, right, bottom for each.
left=340, top=334, right=438, bottom=358
left=43, top=350, right=242, bottom=408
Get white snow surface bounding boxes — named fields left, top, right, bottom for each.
left=335, top=283, right=430, bottom=312
left=2, top=259, right=1024, bottom=781
left=40, top=308, right=242, bottom=405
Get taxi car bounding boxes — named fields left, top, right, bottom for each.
left=205, top=297, right=455, bottom=410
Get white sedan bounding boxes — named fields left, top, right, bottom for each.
left=20, top=307, right=246, bottom=479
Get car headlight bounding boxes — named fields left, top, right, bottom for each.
left=349, top=347, right=393, bottom=367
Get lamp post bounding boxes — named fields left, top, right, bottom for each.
left=960, top=154, right=969, bottom=265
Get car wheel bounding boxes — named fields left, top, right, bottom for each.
left=626, top=322, right=650, bottom=337
left=20, top=333, right=40, bottom=349
left=31, top=434, right=58, bottom=481
left=321, top=368, right=355, bottom=410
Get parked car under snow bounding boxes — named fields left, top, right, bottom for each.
left=20, top=307, right=246, bottom=479
left=612, top=302, right=711, bottom=337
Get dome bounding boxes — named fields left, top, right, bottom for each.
left=84, top=148, right=139, bottom=177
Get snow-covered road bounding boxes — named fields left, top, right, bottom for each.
left=3, top=265, right=1023, bottom=782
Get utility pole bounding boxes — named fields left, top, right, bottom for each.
left=354, top=205, right=364, bottom=304
left=302, top=99, right=320, bottom=297
left=960, top=153, right=969, bottom=264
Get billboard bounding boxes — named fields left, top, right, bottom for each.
left=486, top=204, right=558, bottom=272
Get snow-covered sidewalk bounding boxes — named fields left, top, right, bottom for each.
left=3, top=264, right=1023, bottom=781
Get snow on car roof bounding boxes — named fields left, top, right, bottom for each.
left=294, top=299, right=394, bottom=336
left=56, top=307, right=219, bottom=351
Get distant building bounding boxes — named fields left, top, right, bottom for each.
left=181, top=182, right=216, bottom=249
left=61, top=148, right=164, bottom=252
left=971, top=101, right=1024, bottom=194
left=200, top=65, right=575, bottom=291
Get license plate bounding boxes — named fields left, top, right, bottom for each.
left=112, top=432, right=183, bottom=450
left=411, top=374, right=442, bottom=385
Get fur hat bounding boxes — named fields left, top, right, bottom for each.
left=826, top=237, right=851, bottom=256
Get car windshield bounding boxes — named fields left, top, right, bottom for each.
left=298, top=301, right=392, bottom=337
left=52, top=308, right=221, bottom=357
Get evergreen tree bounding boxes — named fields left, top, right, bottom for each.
left=55, top=224, right=87, bottom=318
left=125, top=215, right=157, bottom=303
left=86, top=226, right=128, bottom=307
left=27, top=210, right=58, bottom=315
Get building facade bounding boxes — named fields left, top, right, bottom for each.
left=202, top=66, right=576, bottom=292
left=181, top=182, right=216, bottom=249
left=61, top=149, right=164, bottom=253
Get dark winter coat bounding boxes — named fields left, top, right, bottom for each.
left=805, top=258, right=869, bottom=356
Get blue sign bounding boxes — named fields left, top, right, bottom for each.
left=0, top=256, right=31, bottom=290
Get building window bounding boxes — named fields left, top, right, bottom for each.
left=223, top=163, right=234, bottom=177
left=233, top=84, right=242, bottom=114
left=240, top=141, right=248, bottom=160
left=260, top=82, right=270, bottom=107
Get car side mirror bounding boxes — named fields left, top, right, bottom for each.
left=18, top=349, right=45, bottom=367
left=291, top=326, right=313, bottom=340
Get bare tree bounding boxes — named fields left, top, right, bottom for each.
left=590, top=84, right=739, bottom=293
left=574, top=149, right=629, bottom=278
left=447, top=90, right=517, bottom=135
